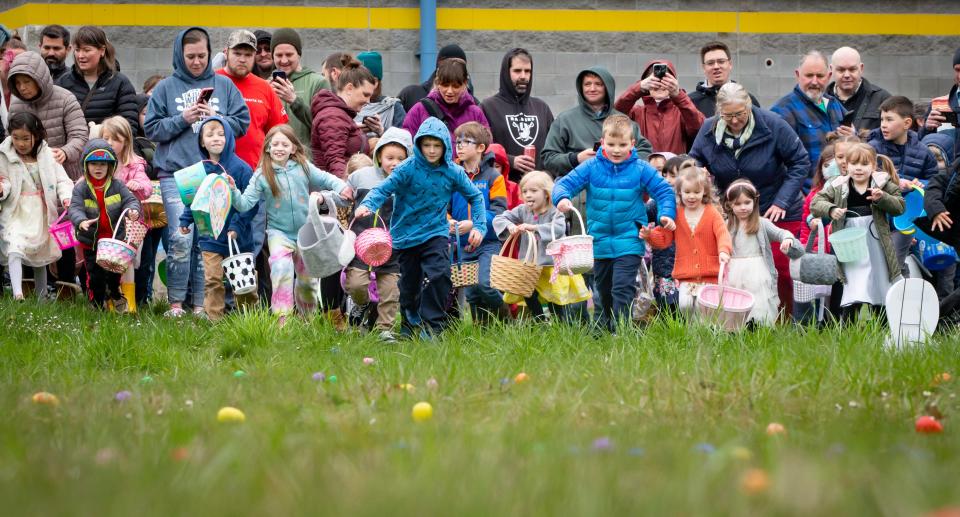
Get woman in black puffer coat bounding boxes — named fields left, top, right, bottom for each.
left=56, top=26, right=139, bottom=133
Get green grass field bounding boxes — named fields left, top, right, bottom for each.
left=1, top=299, right=958, bottom=516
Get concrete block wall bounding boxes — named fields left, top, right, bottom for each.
left=10, top=0, right=960, bottom=116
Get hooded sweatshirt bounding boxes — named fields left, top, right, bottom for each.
left=284, top=66, right=328, bottom=158
left=7, top=51, right=88, bottom=180
left=346, top=126, right=414, bottom=272
left=144, top=27, right=250, bottom=178
left=402, top=89, right=489, bottom=158
left=541, top=66, right=652, bottom=178
left=310, top=88, right=366, bottom=178
left=179, top=116, right=256, bottom=256
left=68, top=139, right=141, bottom=247
left=922, top=132, right=956, bottom=168
left=614, top=60, right=704, bottom=155
left=488, top=143, right=521, bottom=209
left=480, top=49, right=555, bottom=180
left=355, top=94, right=406, bottom=137
left=360, top=117, right=486, bottom=249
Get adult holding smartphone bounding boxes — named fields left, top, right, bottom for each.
left=268, top=28, right=327, bottom=158
left=310, top=55, right=376, bottom=178
left=144, top=26, right=250, bottom=318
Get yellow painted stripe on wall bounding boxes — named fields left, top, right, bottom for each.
left=2, top=3, right=960, bottom=35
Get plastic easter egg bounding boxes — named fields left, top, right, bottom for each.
left=514, top=372, right=529, bottom=384
left=363, top=357, right=375, bottom=365
left=731, top=446, right=753, bottom=461
left=426, top=378, right=439, bottom=389
left=740, top=468, right=770, bottom=494
left=916, top=415, right=944, bottom=434
left=328, top=375, right=338, bottom=383
left=766, top=422, right=787, bottom=436
left=114, top=390, right=132, bottom=402
left=140, top=375, right=154, bottom=385
left=412, top=402, right=433, bottom=422
left=399, top=383, right=415, bottom=392
left=217, top=406, right=246, bottom=423
left=312, top=372, right=325, bottom=382
left=31, top=391, right=59, bottom=406
left=233, top=370, right=246, bottom=378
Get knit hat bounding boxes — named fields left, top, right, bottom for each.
left=437, top=44, right=466, bottom=65
left=953, top=46, right=960, bottom=67
left=83, top=141, right=117, bottom=165
left=271, top=28, right=302, bottom=56
left=357, top=51, right=383, bottom=80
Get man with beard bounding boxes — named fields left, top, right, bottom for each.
left=38, top=25, right=70, bottom=82
left=253, top=30, right=273, bottom=80
left=826, top=46, right=891, bottom=131
left=216, top=29, right=287, bottom=167
left=771, top=51, right=847, bottom=181
left=481, top=48, right=554, bottom=182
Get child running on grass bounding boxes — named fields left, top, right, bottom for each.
left=554, top=114, right=676, bottom=333
left=355, top=117, right=485, bottom=339
left=493, top=170, right=590, bottom=322
left=0, top=112, right=74, bottom=300
left=230, top=124, right=352, bottom=324
left=642, top=164, right=731, bottom=314
left=102, top=116, right=153, bottom=313
left=811, top=143, right=905, bottom=318
left=722, top=178, right=802, bottom=325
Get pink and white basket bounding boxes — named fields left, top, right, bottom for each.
left=96, top=209, right=138, bottom=274
left=49, top=211, right=79, bottom=250
left=546, top=206, right=593, bottom=277
left=696, top=263, right=755, bottom=332
left=352, top=212, right=392, bottom=267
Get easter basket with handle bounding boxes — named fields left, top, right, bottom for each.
left=96, top=208, right=138, bottom=274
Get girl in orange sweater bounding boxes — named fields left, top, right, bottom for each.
left=642, top=165, right=732, bottom=312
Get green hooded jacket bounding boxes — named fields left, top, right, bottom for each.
left=541, top=66, right=652, bottom=178
left=285, top=67, right=329, bottom=157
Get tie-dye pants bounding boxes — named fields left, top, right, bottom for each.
left=267, top=230, right=319, bottom=315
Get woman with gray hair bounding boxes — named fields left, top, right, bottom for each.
left=689, top=82, right=810, bottom=316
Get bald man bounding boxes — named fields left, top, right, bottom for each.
left=825, top=46, right=891, bottom=131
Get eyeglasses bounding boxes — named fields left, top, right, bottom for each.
left=455, top=139, right=477, bottom=147
left=704, top=58, right=730, bottom=67
left=720, top=110, right=749, bottom=121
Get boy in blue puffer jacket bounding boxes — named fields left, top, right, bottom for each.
left=179, top=116, right=256, bottom=320
left=356, top=117, right=486, bottom=338
left=553, top=114, right=676, bottom=333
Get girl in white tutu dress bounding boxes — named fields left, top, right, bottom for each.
left=722, top=179, right=803, bottom=325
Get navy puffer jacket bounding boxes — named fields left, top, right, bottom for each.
left=867, top=128, right=939, bottom=182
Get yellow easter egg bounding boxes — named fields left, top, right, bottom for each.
left=32, top=392, right=60, bottom=406
left=731, top=446, right=753, bottom=461
left=217, top=406, right=246, bottom=423
left=411, top=402, right=433, bottom=422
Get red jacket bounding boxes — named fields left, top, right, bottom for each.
left=489, top=143, right=521, bottom=209
left=614, top=60, right=704, bottom=155
left=310, top=89, right=366, bottom=178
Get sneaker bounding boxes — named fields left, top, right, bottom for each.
left=378, top=330, right=397, bottom=343
left=348, top=302, right=369, bottom=326
left=113, top=297, right=129, bottom=314
left=164, top=307, right=187, bottom=318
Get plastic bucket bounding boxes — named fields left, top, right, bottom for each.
left=893, top=187, right=925, bottom=234
left=920, top=239, right=958, bottom=271
left=49, top=211, right=79, bottom=250
left=830, top=227, right=868, bottom=263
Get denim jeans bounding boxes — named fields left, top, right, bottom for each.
left=464, top=240, right=504, bottom=311
left=159, top=176, right=204, bottom=307
left=593, top=254, right=642, bottom=332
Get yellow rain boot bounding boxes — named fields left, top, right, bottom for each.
left=121, top=282, right=137, bottom=314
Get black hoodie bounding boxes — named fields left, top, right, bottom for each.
left=480, top=49, right=555, bottom=182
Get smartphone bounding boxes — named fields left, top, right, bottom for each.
left=593, top=141, right=601, bottom=152
left=652, top=63, right=668, bottom=79
left=271, top=70, right=287, bottom=81
left=196, top=87, right=214, bottom=105
left=944, top=111, right=959, bottom=126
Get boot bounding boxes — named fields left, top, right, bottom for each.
left=121, top=282, right=137, bottom=314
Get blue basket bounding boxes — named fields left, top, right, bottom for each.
left=893, top=187, right=925, bottom=234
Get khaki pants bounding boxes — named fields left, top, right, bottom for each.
left=344, top=267, right=399, bottom=331
left=202, top=251, right=259, bottom=321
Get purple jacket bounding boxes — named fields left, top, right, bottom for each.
left=402, top=89, right=489, bottom=158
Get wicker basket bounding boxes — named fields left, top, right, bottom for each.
left=450, top=236, right=479, bottom=288
left=96, top=209, right=138, bottom=274
left=490, top=230, right=542, bottom=297
left=352, top=212, right=393, bottom=267
left=546, top=206, right=593, bottom=275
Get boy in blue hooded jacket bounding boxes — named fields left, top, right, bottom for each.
left=554, top=114, right=676, bottom=333
left=179, top=116, right=257, bottom=320
left=356, top=117, right=486, bottom=338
